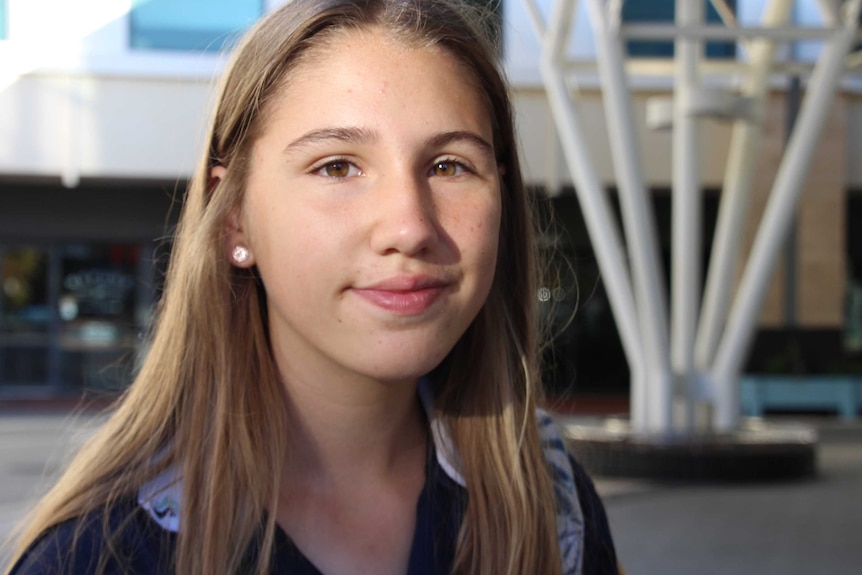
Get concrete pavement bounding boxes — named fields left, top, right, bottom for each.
left=1, top=411, right=860, bottom=574
left=0, top=411, right=105, bottom=566
left=599, top=419, right=862, bottom=575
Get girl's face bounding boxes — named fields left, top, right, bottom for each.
left=228, top=27, right=501, bottom=387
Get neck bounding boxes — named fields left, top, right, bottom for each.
left=279, top=371, right=428, bottom=490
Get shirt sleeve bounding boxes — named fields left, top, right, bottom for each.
left=8, top=518, right=104, bottom=575
left=7, top=502, right=174, bottom=575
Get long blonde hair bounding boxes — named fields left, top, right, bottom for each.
left=5, top=1, right=561, bottom=574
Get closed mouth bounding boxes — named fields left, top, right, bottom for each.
left=351, top=275, right=451, bottom=315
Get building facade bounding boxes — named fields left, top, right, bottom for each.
left=1, top=0, right=860, bottom=398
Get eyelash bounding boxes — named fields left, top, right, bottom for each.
left=430, top=157, right=473, bottom=177
left=309, top=156, right=475, bottom=179
left=310, top=157, right=361, bottom=178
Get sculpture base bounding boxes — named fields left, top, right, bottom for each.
left=561, top=418, right=817, bottom=481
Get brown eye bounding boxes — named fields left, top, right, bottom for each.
left=324, top=161, right=351, bottom=178
left=432, top=161, right=459, bottom=177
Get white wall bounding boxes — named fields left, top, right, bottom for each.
left=511, top=88, right=739, bottom=189
left=0, top=0, right=859, bottom=187
left=512, top=89, right=862, bottom=190
left=0, top=75, right=211, bottom=182
left=0, top=0, right=240, bottom=183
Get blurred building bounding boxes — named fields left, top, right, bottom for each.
left=0, top=0, right=264, bottom=395
left=0, top=0, right=860, bottom=399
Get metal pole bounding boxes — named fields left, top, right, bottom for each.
left=620, top=24, right=859, bottom=42
left=672, top=0, right=704, bottom=430
left=522, top=0, right=547, bottom=39
left=543, top=112, right=563, bottom=198
left=712, top=3, right=861, bottom=430
left=708, top=0, right=738, bottom=28
left=815, top=0, right=840, bottom=26
left=696, top=0, right=791, bottom=371
left=783, top=75, right=802, bottom=328
left=584, top=0, right=672, bottom=433
left=540, top=0, right=648, bottom=432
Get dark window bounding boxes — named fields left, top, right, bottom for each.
left=0, top=247, right=49, bottom=386
left=536, top=188, right=720, bottom=395
left=0, top=242, right=153, bottom=390
left=130, top=0, right=263, bottom=53
left=623, top=0, right=737, bottom=59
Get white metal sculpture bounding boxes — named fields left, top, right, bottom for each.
left=522, top=0, right=861, bottom=434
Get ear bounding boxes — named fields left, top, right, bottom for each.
left=213, top=165, right=255, bottom=268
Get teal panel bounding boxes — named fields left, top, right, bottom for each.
left=623, top=0, right=737, bottom=59
left=130, top=0, right=263, bottom=53
left=0, top=0, right=7, bottom=40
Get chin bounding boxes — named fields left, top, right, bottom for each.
left=358, top=350, right=451, bottom=386
left=367, top=365, right=441, bottom=386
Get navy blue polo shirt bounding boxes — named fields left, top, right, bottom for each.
left=9, top=397, right=620, bottom=575
left=8, top=444, right=465, bottom=575
left=8, top=453, right=619, bottom=575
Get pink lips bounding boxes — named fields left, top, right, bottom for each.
left=352, top=276, right=448, bottom=315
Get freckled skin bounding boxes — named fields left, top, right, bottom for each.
left=227, top=28, right=502, bottom=390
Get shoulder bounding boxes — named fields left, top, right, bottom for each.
left=8, top=499, right=175, bottom=575
left=567, top=452, right=621, bottom=575
left=536, top=410, right=620, bottom=575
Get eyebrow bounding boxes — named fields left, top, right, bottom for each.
left=282, top=127, right=495, bottom=158
left=426, top=131, right=494, bottom=157
left=283, top=126, right=378, bottom=155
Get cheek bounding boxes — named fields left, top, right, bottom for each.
left=483, top=197, right=503, bottom=250
left=463, top=199, right=502, bottom=274
left=247, top=199, right=355, bottom=289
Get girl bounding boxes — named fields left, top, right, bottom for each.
left=5, top=1, right=619, bottom=574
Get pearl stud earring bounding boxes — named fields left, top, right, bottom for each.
left=232, top=245, right=250, bottom=264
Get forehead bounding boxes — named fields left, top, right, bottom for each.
left=290, top=25, right=477, bottom=83
left=263, top=26, right=492, bottom=135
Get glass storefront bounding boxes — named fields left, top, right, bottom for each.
left=0, top=247, right=49, bottom=387
left=0, top=242, right=155, bottom=392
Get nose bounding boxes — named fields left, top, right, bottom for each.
left=369, top=171, right=441, bottom=257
